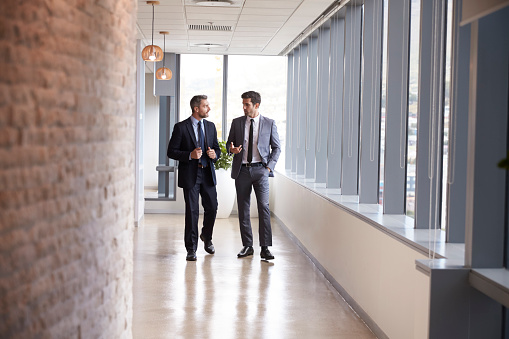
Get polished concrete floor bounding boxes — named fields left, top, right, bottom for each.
left=133, top=214, right=376, bottom=339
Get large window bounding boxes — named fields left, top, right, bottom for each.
left=441, top=0, right=453, bottom=229
left=379, top=0, right=388, bottom=204
left=406, top=0, right=421, bottom=217
left=226, top=55, right=287, bottom=165
left=179, top=54, right=224, bottom=136
left=179, top=54, right=287, bottom=165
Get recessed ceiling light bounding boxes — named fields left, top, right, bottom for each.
left=196, top=0, right=232, bottom=6
left=192, top=43, right=225, bottom=48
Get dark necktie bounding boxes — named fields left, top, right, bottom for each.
left=198, top=121, right=207, bottom=167
left=247, top=118, right=254, bottom=164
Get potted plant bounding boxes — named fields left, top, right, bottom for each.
left=214, top=140, right=235, bottom=218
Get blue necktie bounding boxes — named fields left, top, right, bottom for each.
left=198, top=121, right=207, bottom=167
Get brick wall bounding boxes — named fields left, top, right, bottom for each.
left=0, top=0, right=137, bottom=337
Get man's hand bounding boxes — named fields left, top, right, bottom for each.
left=230, top=142, right=242, bottom=154
left=191, top=147, right=202, bottom=159
left=206, top=147, right=216, bottom=159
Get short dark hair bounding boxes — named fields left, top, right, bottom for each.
left=190, top=95, right=207, bottom=111
left=241, top=91, right=261, bottom=106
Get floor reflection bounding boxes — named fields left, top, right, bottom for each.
left=133, top=214, right=375, bottom=339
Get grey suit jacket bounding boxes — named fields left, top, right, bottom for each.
left=226, top=115, right=281, bottom=179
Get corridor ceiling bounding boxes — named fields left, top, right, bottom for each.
left=136, top=0, right=339, bottom=56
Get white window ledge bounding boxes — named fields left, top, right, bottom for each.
left=279, top=170, right=465, bottom=262
left=470, top=268, right=509, bottom=308
left=279, top=170, right=509, bottom=307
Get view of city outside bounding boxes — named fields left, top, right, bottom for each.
left=379, top=0, right=388, bottom=205
left=406, top=0, right=421, bottom=217
left=179, top=54, right=224, bottom=136
left=227, top=55, right=287, bottom=168
left=441, top=0, right=453, bottom=229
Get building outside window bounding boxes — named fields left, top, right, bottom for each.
left=379, top=0, right=389, bottom=204
left=441, top=0, right=453, bottom=229
left=406, top=0, right=421, bottom=217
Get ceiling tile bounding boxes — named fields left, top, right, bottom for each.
left=227, top=47, right=264, bottom=54
left=153, top=36, right=189, bottom=42
left=138, top=22, right=188, bottom=28
left=230, top=41, right=267, bottom=48
left=185, top=6, right=241, bottom=14
left=188, top=31, right=233, bottom=38
left=189, top=37, right=231, bottom=43
left=233, top=31, right=273, bottom=37
left=234, top=26, right=278, bottom=32
left=141, top=0, right=182, bottom=5
left=238, top=14, right=288, bottom=22
left=184, top=0, right=245, bottom=8
left=163, top=41, right=189, bottom=47
left=137, top=18, right=186, bottom=25
left=241, top=8, right=295, bottom=16
left=236, top=21, right=284, bottom=28
left=138, top=5, right=183, bottom=13
left=186, top=13, right=239, bottom=20
left=186, top=19, right=238, bottom=26
left=137, top=12, right=186, bottom=20
left=243, top=0, right=302, bottom=9
left=136, top=0, right=337, bottom=56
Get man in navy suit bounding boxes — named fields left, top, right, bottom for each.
left=167, top=95, right=221, bottom=261
left=227, top=91, right=281, bottom=260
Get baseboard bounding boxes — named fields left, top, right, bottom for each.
left=272, top=213, right=389, bottom=339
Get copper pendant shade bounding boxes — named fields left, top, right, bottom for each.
left=142, top=45, right=163, bottom=62
left=142, top=1, right=163, bottom=62
left=156, top=67, right=172, bottom=80
left=156, top=31, right=172, bottom=80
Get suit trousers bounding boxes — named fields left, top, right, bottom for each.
left=235, top=166, right=272, bottom=247
left=182, top=167, right=217, bottom=251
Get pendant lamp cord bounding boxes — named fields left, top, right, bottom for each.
left=151, top=4, right=155, bottom=46
left=163, top=34, right=165, bottom=68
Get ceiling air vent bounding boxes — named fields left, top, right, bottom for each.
left=189, top=24, right=232, bottom=31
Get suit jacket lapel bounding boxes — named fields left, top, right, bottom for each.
left=204, top=120, right=211, bottom=149
left=185, top=117, right=198, bottom=148
left=258, top=115, right=265, bottom=137
left=240, top=116, right=247, bottom=144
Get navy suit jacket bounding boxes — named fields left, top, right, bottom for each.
left=226, top=115, right=281, bottom=179
left=167, top=117, right=221, bottom=189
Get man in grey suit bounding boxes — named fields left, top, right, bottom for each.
left=227, top=91, right=281, bottom=260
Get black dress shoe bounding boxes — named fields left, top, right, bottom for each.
left=260, top=246, right=274, bottom=260
left=186, top=249, right=197, bottom=261
left=237, top=246, right=254, bottom=258
left=200, top=234, right=215, bottom=254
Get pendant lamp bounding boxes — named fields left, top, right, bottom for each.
left=141, top=1, right=163, bottom=62
left=156, top=31, right=172, bottom=80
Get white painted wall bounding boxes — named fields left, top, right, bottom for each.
left=144, top=74, right=160, bottom=188
left=270, top=174, right=430, bottom=339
